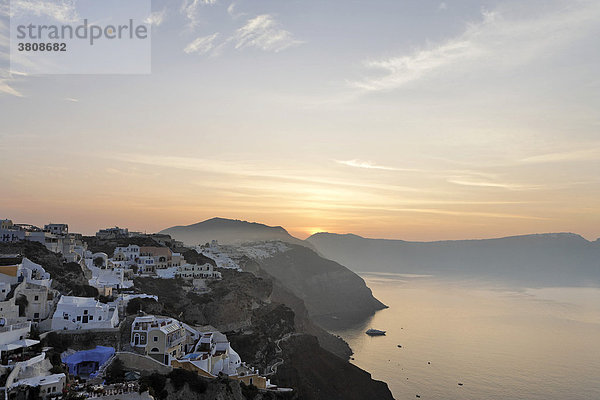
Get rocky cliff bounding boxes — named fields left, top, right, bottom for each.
left=253, top=244, right=387, bottom=321
left=274, top=335, right=394, bottom=400
left=133, top=269, right=394, bottom=399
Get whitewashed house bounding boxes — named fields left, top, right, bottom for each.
left=113, top=245, right=140, bottom=262
left=88, top=266, right=133, bottom=291
left=11, top=373, right=66, bottom=397
left=171, top=330, right=272, bottom=389
left=0, top=257, right=52, bottom=288
left=51, top=296, right=118, bottom=330
left=0, top=282, right=10, bottom=301
left=176, top=263, right=221, bottom=280
left=14, top=282, right=59, bottom=323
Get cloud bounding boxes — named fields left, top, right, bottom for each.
left=447, top=178, right=541, bottom=191
left=184, top=14, right=302, bottom=55
left=438, top=2, right=448, bottom=11
left=9, top=0, right=79, bottom=22
left=233, top=14, right=303, bottom=52
left=145, top=8, right=167, bottom=26
left=184, top=33, right=220, bottom=54
left=335, top=159, right=407, bottom=171
left=181, top=0, right=217, bottom=27
left=520, top=147, right=600, bottom=164
left=227, top=3, right=244, bottom=19
left=0, top=80, right=22, bottom=97
left=64, top=97, right=79, bottom=102
left=350, top=1, right=600, bottom=92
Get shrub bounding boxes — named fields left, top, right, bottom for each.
left=168, top=369, right=207, bottom=393
left=105, top=359, right=125, bottom=384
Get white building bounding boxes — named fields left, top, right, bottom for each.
left=51, top=296, right=119, bottom=330
left=0, top=282, right=61, bottom=325
left=88, top=265, right=133, bottom=291
left=113, top=245, right=140, bottom=262
left=0, top=257, right=52, bottom=288
left=130, top=315, right=186, bottom=365
left=0, top=282, right=11, bottom=301
left=11, top=373, right=66, bottom=397
left=0, top=298, right=23, bottom=327
left=176, top=263, right=221, bottom=280
left=96, top=227, right=129, bottom=239
left=0, top=321, right=40, bottom=365
left=43, top=223, right=68, bottom=235
left=0, top=227, right=25, bottom=243
left=171, top=329, right=272, bottom=388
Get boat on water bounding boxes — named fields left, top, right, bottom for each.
left=365, top=328, right=386, bottom=336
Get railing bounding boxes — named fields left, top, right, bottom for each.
left=0, top=321, right=30, bottom=332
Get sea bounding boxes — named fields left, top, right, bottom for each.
left=329, top=273, right=600, bottom=400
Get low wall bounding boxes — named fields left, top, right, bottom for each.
left=115, top=352, right=172, bottom=375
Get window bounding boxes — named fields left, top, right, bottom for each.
left=150, top=347, right=159, bottom=352
left=34, top=312, right=39, bottom=318
left=77, top=316, right=81, bottom=321
left=153, top=336, right=158, bottom=342
left=99, top=316, right=102, bottom=320
left=34, top=295, right=39, bottom=301
left=89, top=315, right=94, bottom=320
left=63, top=313, right=69, bottom=320
left=83, top=310, right=88, bottom=315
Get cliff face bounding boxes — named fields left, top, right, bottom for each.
left=254, top=244, right=386, bottom=321
left=134, top=270, right=274, bottom=332
left=134, top=269, right=393, bottom=399
left=268, top=279, right=352, bottom=360
left=273, top=335, right=394, bottom=400
left=238, top=255, right=352, bottom=359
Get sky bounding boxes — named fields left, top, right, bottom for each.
left=0, top=0, right=599, bottom=241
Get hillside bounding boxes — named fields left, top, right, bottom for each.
left=160, top=218, right=314, bottom=250
left=132, top=269, right=394, bottom=400
left=307, top=232, right=600, bottom=286
left=250, top=243, right=387, bottom=322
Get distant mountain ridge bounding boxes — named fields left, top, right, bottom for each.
left=160, top=217, right=315, bottom=250
left=307, top=232, right=600, bottom=286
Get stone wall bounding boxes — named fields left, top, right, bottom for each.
left=115, top=352, right=172, bottom=375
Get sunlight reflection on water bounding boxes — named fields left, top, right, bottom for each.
left=330, top=274, right=600, bottom=400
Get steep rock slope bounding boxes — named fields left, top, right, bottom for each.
left=274, top=335, right=394, bottom=400
left=253, top=244, right=386, bottom=321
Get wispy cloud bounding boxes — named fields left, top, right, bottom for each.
left=9, top=0, right=79, bottom=22
left=350, top=1, right=600, bottom=92
left=447, top=178, right=541, bottom=191
left=0, top=80, right=23, bottom=97
left=184, top=14, right=302, bottom=55
left=521, top=147, right=600, bottom=164
left=64, top=97, right=79, bottom=102
left=335, top=159, right=407, bottom=171
left=227, top=2, right=244, bottom=19
left=233, top=14, right=303, bottom=52
left=181, top=0, right=217, bottom=27
left=184, top=33, right=220, bottom=54
left=145, top=8, right=167, bottom=26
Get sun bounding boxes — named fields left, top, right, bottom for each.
left=306, top=227, right=324, bottom=236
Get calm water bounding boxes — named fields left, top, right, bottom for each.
left=331, top=274, right=600, bottom=400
